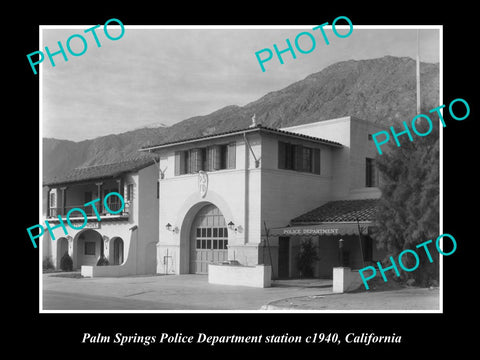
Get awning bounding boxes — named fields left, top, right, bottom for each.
left=269, top=222, right=373, bottom=237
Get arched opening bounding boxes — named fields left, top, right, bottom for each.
left=112, top=237, right=124, bottom=265
left=56, top=237, right=69, bottom=270
left=189, top=203, right=228, bottom=274
left=75, top=229, right=103, bottom=268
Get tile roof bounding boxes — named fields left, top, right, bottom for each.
left=44, top=157, right=157, bottom=186
left=291, top=199, right=380, bottom=224
left=140, top=124, right=343, bottom=151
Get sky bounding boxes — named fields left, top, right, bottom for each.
left=41, top=25, right=440, bottom=141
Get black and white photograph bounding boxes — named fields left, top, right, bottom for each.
left=17, top=6, right=476, bottom=355
left=39, top=24, right=442, bottom=313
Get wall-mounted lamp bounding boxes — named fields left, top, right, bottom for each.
left=227, top=221, right=242, bottom=233
left=165, top=223, right=179, bottom=233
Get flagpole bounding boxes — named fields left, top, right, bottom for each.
left=416, top=29, right=421, bottom=113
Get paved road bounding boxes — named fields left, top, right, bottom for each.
left=42, top=273, right=332, bottom=311
left=42, top=273, right=439, bottom=311
left=44, top=290, right=203, bottom=310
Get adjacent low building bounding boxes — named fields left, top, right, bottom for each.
left=42, top=157, right=159, bottom=276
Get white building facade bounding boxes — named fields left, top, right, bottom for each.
left=141, top=116, right=386, bottom=278
left=42, top=158, right=159, bottom=277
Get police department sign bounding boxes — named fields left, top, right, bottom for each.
left=283, top=228, right=339, bottom=235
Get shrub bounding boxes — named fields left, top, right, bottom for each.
left=60, top=251, right=73, bottom=271
left=296, top=239, right=319, bottom=278
left=43, top=256, right=54, bottom=270
left=96, top=255, right=109, bottom=266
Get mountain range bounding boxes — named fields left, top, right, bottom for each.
left=43, top=55, right=439, bottom=183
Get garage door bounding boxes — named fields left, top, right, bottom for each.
left=190, top=204, right=228, bottom=274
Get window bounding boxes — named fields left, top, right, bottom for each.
left=48, top=191, right=57, bottom=217
left=85, top=242, right=96, bottom=255
left=195, top=226, right=228, bottom=250
left=174, top=143, right=236, bottom=176
left=190, top=148, right=203, bottom=173
left=104, top=188, right=121, bottom=212
left=302, top=147, right=312, bottom=173
left=212, top=143, right=236, bottom=171
left=366, top=158, right=378, bottom=187
left=212, top=144, right=230, bottom=170
left=201, top=148, right=208, bottom=172
left=49, top=191, right=56, bottom=208
left=278, top=141, right=320, bottom=174
left=127, top=184, right=134, bottom=201
left=174, top=150, right=190, bottom=175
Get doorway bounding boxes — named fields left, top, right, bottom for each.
left=190, top=204, right=228, bottom=274
left=278, top=236, right=290, bottom=278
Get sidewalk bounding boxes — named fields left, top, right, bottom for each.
left=262, top=287, right=440, bottom=311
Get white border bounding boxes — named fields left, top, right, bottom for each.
left=38, top=24, right=443, bottom=314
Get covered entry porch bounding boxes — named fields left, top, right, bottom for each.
left=270, top=223, right=375, bottom=279
left=268, top=199, right=382, bottom=279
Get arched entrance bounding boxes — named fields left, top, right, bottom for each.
left=190, top=203, right=228, bottom=274
left=112, top=237, right=124, bottom=265
left=56, top=237, right=69, bottom=269
left=75, top=229, right=103, bottom=267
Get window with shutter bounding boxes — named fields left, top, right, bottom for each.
left=302, top=147, right=312, bottom=173
left=201, top=148, right=208, bottom=171
left=212, top=145, right=221, bottom=170
left=197, top=149, right=203, bottom=172
left=278, top=141, right=321, bottom=175
left=278, top=141, right=286, bottom=169
left=190, top=149, right=196, bottom=173
left=285, top=143, right=293, bottom=169
left=207, top=147, right=214, bottom=171
left=174, top=151, right=181, bottom=176
left=190, top=148, right=203, bottom=173
left=313, top=148, right=321, bottom=174
left=219, top=145, right=228, bottom=169
left=184, top=150, right=190, bottom=174
left=294, top=144, right=303, bottom=171
left=126, top=184, right=133, bottom=201
left=49, top=191, right=56, bottom=208
left=175, top=150, right=191, bottom=175
left=227, top=142, right=236, bottom=169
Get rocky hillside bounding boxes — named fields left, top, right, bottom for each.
left=43, top=55, right=439, bottom=183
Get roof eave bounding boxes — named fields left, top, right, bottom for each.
left=140, top=126, right=343, bottom=152
left=43, top=173, right=122, bottom=187
left=43, top=160, right=157, bottom=187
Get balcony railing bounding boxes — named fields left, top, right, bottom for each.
left=48, top=200, right=128, bottom=219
